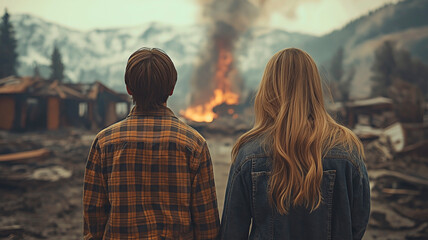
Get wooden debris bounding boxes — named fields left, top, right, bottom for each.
left=391, top=203, right=428, bottom=222
left=370, top=204, right=416, bottom=229
left=382, top=188, right=420, bottom=195
left=0, top=148, right=51, bottom=163
left=370, top=169, right=428, bottom=187
left=0, top=225, right=24, bottom=237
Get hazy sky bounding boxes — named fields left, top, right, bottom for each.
left=0, top=0, right=398, bottom=36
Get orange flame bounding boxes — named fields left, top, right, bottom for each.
left=181, top=47, right=239, bottom=122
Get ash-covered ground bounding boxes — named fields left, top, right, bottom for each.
left=0, top=129, right=427, bottom=239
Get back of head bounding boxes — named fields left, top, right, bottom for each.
left=125, top=48, right=177, bottom=110
left=255, top=48, right=324, bottom=127
left=233, top=48, right=363, bottom=214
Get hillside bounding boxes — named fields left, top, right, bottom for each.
left=303, top=0, right=428, bottom=98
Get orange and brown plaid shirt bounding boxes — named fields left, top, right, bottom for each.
left=83, top=106, right=220, bottom=240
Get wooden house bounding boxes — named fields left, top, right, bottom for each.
left=0, top=77, right=131, bottom=131
left=345, top=97, right=397, bottom=129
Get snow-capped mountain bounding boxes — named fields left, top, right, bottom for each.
left=13, top=15, right=206, bottom=92
left=11, top=14, right=314, bottom=110
left=10, top=0, right=428, bottom=110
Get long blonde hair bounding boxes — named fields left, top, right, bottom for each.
left=232, top=48, right=364, bottom=214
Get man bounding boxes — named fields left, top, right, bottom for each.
left=83, top=48, right=220, bottom=239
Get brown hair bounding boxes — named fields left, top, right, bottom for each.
left=125, top=48, right=177, bottom=110
left=232, top=48, right=364, bottom=214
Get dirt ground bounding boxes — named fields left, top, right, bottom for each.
left=0, top=129, right=427, bottom=239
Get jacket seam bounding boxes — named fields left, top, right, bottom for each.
left=232, top=154, right=266, bottom=177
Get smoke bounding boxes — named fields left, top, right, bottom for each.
left=187, top=0, right=320, bottom=108
left=188, top=0, right=259, bottom=106
left=260, top=0, right=320, bottom=19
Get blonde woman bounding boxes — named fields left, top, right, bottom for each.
left=220, top=48, right=370, bottom=240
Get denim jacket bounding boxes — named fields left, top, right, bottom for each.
left=220, top=140, right=370, bottom=240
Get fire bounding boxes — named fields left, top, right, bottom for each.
left=180, top=89, right=239, bottom=122
left=181, top=47, right=239, bottom=122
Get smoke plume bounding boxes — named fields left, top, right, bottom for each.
left=183, top=0, right=319, bottom=121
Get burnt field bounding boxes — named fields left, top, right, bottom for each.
left=0, top=128, right=427, bottom=239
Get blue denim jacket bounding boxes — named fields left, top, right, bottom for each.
left=220, top=140, right=370, bottom=240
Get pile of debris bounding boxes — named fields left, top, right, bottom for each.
left=0, top=129, right=95, bottom=240
left=362, top=129, right=428, bottom=239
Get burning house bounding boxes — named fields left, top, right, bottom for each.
left=0, top=76, right=131, bottom=131
left=180, top=0, right=266, bottom=123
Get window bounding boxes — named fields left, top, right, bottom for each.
left=79, top=102, right=88, bottom=117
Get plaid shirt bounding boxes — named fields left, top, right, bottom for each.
left=83, top=106, right=220, bottom=240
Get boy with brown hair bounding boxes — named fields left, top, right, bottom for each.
left=83, top=48, right=220, bottom=239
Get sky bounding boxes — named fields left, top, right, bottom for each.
left=0, top=0, right=399, bottom=36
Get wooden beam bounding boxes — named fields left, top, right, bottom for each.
left=0, top=149, right=51, bottom=163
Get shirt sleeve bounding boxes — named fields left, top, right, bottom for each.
left=351, top=156, right=371, bottom=240
left=83, top=138, right=110, bottom=240
left=191, top=142, right=220, bottom=240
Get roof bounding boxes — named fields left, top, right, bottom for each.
left=346, top=97, right=393, bottom=108
left=0, top=77, right=129, bottom=102
left=32, top=80, right=87, bottom=100
left=0, top=76, right=36, bottom=94
left=86, top=81, right=129, bottom=102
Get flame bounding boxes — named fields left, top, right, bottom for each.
left=181, top=89, right=239, bottom=122
left=181, top=47, right=239, bottom=122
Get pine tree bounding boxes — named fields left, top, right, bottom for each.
left=33, top=62, right=40, bottom=78
left=330, top=47, right=344, bottom=82
left=50, top=45, right=64, bottom=81
left=340, top=65, right=355, bottom=102
left=0, top=9, right=18, bottom=78
left=371, top=41, right=396, bottom=97
left=371, top=41, right=428, bottom=99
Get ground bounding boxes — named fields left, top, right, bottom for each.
left=0, top=129, right=427, bottom=239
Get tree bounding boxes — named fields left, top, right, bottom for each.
left=371, top=41, right=396, bottom=97
left=329, top=47, right=354, bottom=101
left=50, top=45, right=64, bottom=81
left=371, top=40, right=428, bottom=100
left=33, top=62, right=40, bottom=78
left=330, top=47, right=344, bottom=82
left=339, top=65, right=355, bottom=102
left=388, top=79, right=424, bottom=123
left=0, top=9, right=18, bottom=78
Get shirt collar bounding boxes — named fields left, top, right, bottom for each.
left=127, top=105, right=176, bottom=118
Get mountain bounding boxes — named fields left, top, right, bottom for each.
left=12, top=15, right=208, bottom=110
left=303, top=0, right=428, bottom=98
left=10, top=14, right=314, bottom=111
left=9, top=0, right=428, bottom=110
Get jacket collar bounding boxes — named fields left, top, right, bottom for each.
left=127, top=105, right=175, bottom=118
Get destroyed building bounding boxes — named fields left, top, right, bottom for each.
left=0, top=76, right=131, bottom=131
left=345, top=97, right=397, bottom=129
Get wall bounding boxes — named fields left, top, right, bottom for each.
left=47, top=97, right=60, bottom=130
left=0, top=96, right=15, bottom=130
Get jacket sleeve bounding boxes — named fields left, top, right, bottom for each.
left=191, top=142, right=220, bottom=240
left=220, top=157, right=252, bottom=240
left=83, top=138, right=110, bottom=240
left=351, top=156, right=371, bottom=240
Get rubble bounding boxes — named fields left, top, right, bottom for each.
left=0, top=129, right=93, bottom=240
left=361, top=122, right=428, bottom=239
left=0, top=101, right=426, bottom=239
left=30, top=166, right=72, bottom=182
left=0, top=225, right=24, bottom=238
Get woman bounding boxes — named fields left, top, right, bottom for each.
left=220, top=48, right=370, bottom=240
